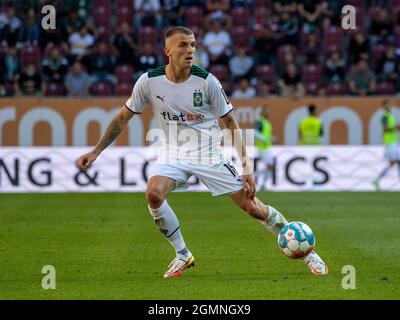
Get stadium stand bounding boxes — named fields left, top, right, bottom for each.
left=0, top=0, right=399, bottom=97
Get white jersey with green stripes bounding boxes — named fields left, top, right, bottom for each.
left=125, top=65, right=233, bottom=164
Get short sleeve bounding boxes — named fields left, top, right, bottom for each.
left=207, top=73, right=233, bottom=118
left=125, top=73, right=149, bottom=114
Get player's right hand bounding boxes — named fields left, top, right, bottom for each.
left=76, top=151, right=98, bottom=171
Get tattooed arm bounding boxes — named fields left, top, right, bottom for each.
left=76, top=106, right=134, bottom=171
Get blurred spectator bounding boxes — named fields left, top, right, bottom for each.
left=320, top=0, right=345, bottom=24
left=134, top=0, right=162, bottom=30
left=15, top=62, right=45, bottom=96
left=369, top=8, right=393, bottom=45
left=348, top=31, right=370, bottom=64
left=323, top=50, right=345, bottom=85
left=348, top=59, right=376, bottom=96
left=182, top=0, right=206, bottom=5
left=274, top=0, right=297, bottom=14
left=161, top=0, right=184, bottom=27
left=16, top=0, right=40, bottom=15
left=231, top=0, right=252, bottom=8
left=68, top=25, right=95, bottom=63
left=203, top=20, right=231, bottom=65
left=113, top=22, right=138, bottom=66
left=278, top=51, right=297, bottom=77
left=299, top=104, right=323, bottom=145
left=89, top=42, right=116, bottom=86
left=39, top=22, right=65, bottom=50
left=193, top=41, right=209, bottom=69
left=396, top=63, right=400, bottom=95
left=205, top=0, right=231, bottom=28
left=298, top=0, right=325, bottom=34
left=279, top=10, right=300, bottom=46
left=252, top=12, right=280, bottom=65
left=229, top=47, right=254, bottom=82
left=135, top=42, right=159, bottom=80
left=42, top=46, right=69, bottom=83
left=257, top=81, right=271, bottom=98
left=2, top=45, right=20, bottom=85
left=23, top=9, right=40, bottom=45
left=376, top=44, right=398, bottom=84
left=232, top=78, right=256, bottom=99
left=65, top=62, right=93, bottom=97
left=278, top=62, right=305, bottom=98
left=302, top=32, right=321, bottom=64
left=220, top=79, right=232, bottom=96
left=61, top=8, right=86, bottom=38
left=0, top=7, right=23, bottom=47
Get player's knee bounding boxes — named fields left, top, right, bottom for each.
left=146, top=188, right=165, bottom=208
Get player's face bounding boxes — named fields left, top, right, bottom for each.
left=165, top=33, right=196, bottom=68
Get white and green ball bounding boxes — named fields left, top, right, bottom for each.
left=278, top=221, right=315, bottom=259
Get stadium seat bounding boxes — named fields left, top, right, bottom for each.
left=231, top=26, right=250, bottom=47
left=138, top=26, right=158, bottom=45
left=277, top=44, right=297, bottom=63
left=305, top=82, right=319, bottom=95
left=327, top=83, right=346, bottom=95
left=209, top=64, right=229, bottom=81
left=93, top=5, right=111, bottom=26
left=231, top=7, right=250, bottom=28
left=4, top=82, right=15, bottom=96
left=20, top=45, right=41, bottom=69
left=376, top=82, right=395, bottom=95
left=323, top=26, right=344, bottom=54
left=93, top=0, right=110, bottom=6
left=45, top=83, right=64, bottom=96
left=97, top=24, right=112, bottom=43
left=115, top=0, right=134, bottom=6
left=302, top=64, right=322, bottom=83
left=253, top=0, right=271, bottom=7
left=255, top=64, right=276, bottom=84
left=115, top=65, right=134, bottom=83
left=90, top=82, right=114, bottom=96
left=116, top=4, right=134, bottom=24
left=345, top=0, right=362, bottom=6
left=371, top=43, right=386, bottom=71
left=185, top=6, right=204, bottom=29
left=115, top=82, right=133, bottom=96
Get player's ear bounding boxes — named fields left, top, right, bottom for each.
left=164, top=46, right=170, bottom=57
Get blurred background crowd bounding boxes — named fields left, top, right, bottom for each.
left=0, top=0, right=400, bottom=98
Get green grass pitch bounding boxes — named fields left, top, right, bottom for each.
left=0, top=192, right=399, bottom=300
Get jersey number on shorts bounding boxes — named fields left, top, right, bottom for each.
left=224, top=162, right=239, bottom=177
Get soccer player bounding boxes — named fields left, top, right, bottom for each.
left=76, top=27, right=328, bottom=278
left=299, top=104, right=323, bottom=145
left=255, top=105, right=275, bottom=191
left=372, top=100, right=400, bottom=191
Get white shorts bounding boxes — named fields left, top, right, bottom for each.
left=259, top=150, right=275, bottom=166
left=384, top=145, right=400, bottom=161
left=148, top=161, right=243, bottom=196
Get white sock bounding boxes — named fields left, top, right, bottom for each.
left=148, top=200, right=187, bottom=254
left=259, top=205, right=288, bottom=236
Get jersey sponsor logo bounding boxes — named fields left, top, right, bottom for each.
left=160, top=111, right=204, bottom=122
left=156, top=95, right=166, bottom=103
left=193, top=90, right=203, bottom=107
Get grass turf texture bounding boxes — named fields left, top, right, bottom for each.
left=0, top=192, right=399, bottom=300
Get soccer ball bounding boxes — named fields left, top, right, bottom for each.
left=278, top=221, right=315, bottom=259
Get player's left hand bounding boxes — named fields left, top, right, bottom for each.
left=242, top=165, right=256, bottom=199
